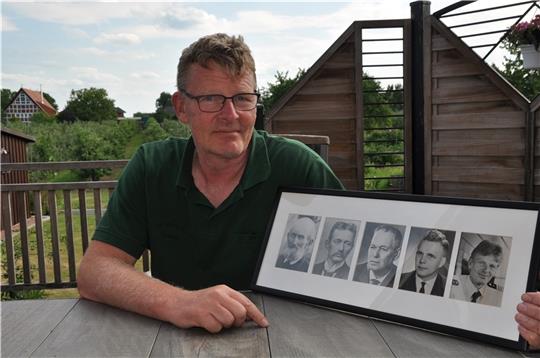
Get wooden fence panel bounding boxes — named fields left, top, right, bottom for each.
left=47, top=190, right=62, bottom=284
left=33, top=191, right=47, bottom=284
left=2, top=192, right=16, bottom=285
left=63, top=190, right=76, bottom=282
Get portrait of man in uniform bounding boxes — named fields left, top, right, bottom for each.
left=450, top=233, right=511, bottom=307
left=312, top=218, right=360, bottom=280
left=276, top=214, right=320, bottom=272
left=353, top=223, right=405, bottom=287
left=399, top=228, right=455, bottom=296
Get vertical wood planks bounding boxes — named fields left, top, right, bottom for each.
left=93, top=188, right=102, bottom=224
left=354, top=23, right=364, bottom=190
left=1, top=192, right=16, bottom=285
left=78, top=189, right=89, bottom=252
left=63, top=190, right=77, bottom=282
left=16, top=192, right=31, bottom=283
left=48, top=190, right=62, bottom=283
left=33, top=190, right=47, bottom=284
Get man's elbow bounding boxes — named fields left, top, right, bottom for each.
left=77, top=255, right=96, bottom=300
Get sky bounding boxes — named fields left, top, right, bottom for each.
left=1, top=0, right=533, bottom=116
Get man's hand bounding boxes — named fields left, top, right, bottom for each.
left=171, top=285, right=268, bottom=333
left=516, top=292, right=540, bottom=349
left=78, top=241, right=268, bottom=334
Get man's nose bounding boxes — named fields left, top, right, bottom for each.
left=419, top=255, right=426, bottom=263
left=219, top=98, right=239, bottom=119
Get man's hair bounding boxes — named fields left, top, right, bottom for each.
left=420, top=229, right=449, bottom=257
left=470, top=240, right=503, bottom=262
left=177, top=33, right=256, bottom=90
left=329, top=221, right=357, bottom=242
left=373, top=224, right=403, bottom=249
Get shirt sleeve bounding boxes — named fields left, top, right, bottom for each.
left=92, top=146, right=149, bottom=259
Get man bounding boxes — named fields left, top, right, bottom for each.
left=276, top=216, right=317, bottom=272
left=353, top=224, right=402, bottom=287
left=450, top=240, right=503, bottom=307
left=77, top=33, right=343, bottom=334
left=312, top=221, right=357, bottom=279
left=399, top=229, right=448, bottom=296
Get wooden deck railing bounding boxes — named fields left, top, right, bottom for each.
left=0, top=160, right=153, bottom=292
left=0, top=134, right=329, bottom=292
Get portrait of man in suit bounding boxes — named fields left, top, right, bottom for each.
left=312, top=219, right=359, bottom=279
left=353, top=223, right=404, bottom=287
left=399, top=229, right=452, bottom=296
left=276, top=215, right=320, bottom=272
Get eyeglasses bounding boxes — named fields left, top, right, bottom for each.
left=180, top=89, right=260, bottom=113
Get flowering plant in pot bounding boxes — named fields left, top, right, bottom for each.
left=507, top=15, right=540, bottom=69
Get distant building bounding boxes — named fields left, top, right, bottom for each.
left=1, top=127, right=36, bottom=229
left=3, top=88, right=57, bottom=122
left=115, top=107, right=126, bottom=118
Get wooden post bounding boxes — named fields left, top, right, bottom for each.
left=410, top=1, right=431, bottom=194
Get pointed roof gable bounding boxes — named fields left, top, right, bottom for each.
left=22, top=88, right=57, bottom=116
left=266, top=22, right=356, bottom=120
left=5, top=88, right=57, bottom=116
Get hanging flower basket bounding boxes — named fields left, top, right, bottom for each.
left=520, top=44, right=540, bottom=69
left=507, top=15, right=540, bottom=69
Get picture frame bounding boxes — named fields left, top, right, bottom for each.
left=252, top=187, right=540, bottom=351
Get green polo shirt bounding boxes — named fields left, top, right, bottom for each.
left=93, top=130, right=343, bottom=290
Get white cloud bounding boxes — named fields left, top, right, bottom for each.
left=94, top=33, right=141, bottom=45
left=130, top=71, right=160, bottom=79
left=69, top=67, right=122, bottom=83
left=2, top=16, right=18, bottom=32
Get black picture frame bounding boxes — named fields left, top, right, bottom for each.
left=252, top=187, right=540, bottom=351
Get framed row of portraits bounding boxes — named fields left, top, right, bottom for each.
left=252, top=188, right=540, bottom=351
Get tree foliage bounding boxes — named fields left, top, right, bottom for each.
left=64, top=87, right=116, bottom=122
left=43, top=92, right=59, bottom=110
left=154, top=92, right=175, bottom=123
left=260, top=69, right=306, bottom=112
left=494, top=40, right=540, bottom=101
left=1, top=88, right=15, bottom=110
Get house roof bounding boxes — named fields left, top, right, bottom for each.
left=1, top=127, right=36, bottom=142
left=5, top=88, right=57, bottom=116
left=115, top=107, right=126, bottom=113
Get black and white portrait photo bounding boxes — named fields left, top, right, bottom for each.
left=399, top=227, right=456, bottom=297
left=275, top=214, right=321, bottom=272
left=352, top=222, right=406, bottom=287
left=311, top=218, right=360, bottom=280
left=450, top=233, right=512, bottom=307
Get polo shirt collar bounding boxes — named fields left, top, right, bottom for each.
left=175, top=130, right=271, bottom=205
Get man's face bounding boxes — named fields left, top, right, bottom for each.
left=468, top=254, right=500, bottom=289
left=285, top=218, right=314, bottom=261
left=415, top=240, right=446, bottom=280
left=367, top=229, right=399, bottom=274
left=326, top=229, right=354, bottom=264
left=172, top=62, right=256, bottom=161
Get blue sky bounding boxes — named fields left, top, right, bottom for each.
left=1, top=0, right=524, bottom=116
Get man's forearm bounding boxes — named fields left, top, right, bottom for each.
left=77, top=241, right=268, bottom=332
left=78, top=251, right=186, bottom=323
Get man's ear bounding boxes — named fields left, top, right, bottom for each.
left=172, top=91, right=188, bottom=124
left=439, top=256, right=447, bottom=269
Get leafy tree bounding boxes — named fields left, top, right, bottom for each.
left=143, top=117, right=168, bottom=142
left=43, top=92, right=59, bottom=110
left=161, top=119, right=191, bottom=138
left=494, top=40, right=540, bottom=100
left=260, top=69, right=306, bottom=112
left=155, top=92, right=175, bottom=123
left=29, top=111, right=56, bottom=124
left=1, top=88, right=15, bottom=110
left=64, top=87, right=116, bottom=122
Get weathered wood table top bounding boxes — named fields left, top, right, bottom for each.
left=1, top=293, right=536, bottom=357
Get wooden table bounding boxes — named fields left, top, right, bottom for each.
left=1, top=293, right=536, bottom=357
